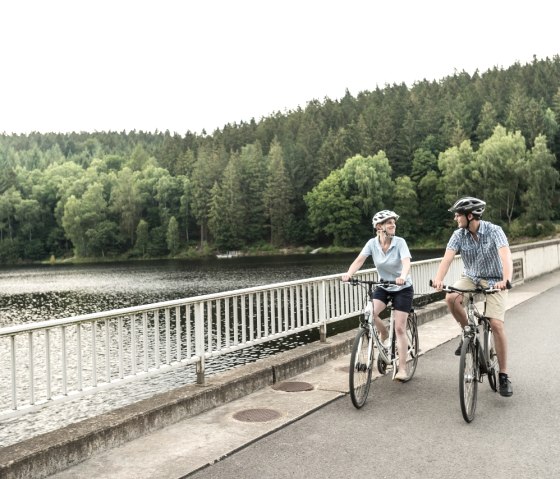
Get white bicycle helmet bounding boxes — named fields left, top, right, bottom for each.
left=448, top=197, right=486, bottom=217
left=372, top=210, right=399, bottom=228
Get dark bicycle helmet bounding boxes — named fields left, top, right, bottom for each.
left=448, top=197, right=486, bottom=217
left=372, top=210, right=399, bottom=228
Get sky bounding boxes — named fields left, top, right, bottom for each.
left=0, top=0, right=558, bottom=136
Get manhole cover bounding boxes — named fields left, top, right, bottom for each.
left=272, top=381, right=314, bottom=392
left=337, top=366, right=350, bottom=373
left=233, top=408, right=282, bottom=422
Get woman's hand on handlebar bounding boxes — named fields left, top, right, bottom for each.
left=341, top=273, right=352, bottom=282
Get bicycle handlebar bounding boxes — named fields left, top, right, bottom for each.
left=347, top=278, right=396, bottom=287
left=429, top=279, right=511, bottom=294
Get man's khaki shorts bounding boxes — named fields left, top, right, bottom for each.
left=453, top=276, right=508, bottom=321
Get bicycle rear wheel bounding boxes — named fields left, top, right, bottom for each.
left=399, top=312, right=419, bottom=381
left=459, top=337, right=478, bottom=423
left=484, top=324, right=498, bottom=392
left=349, top=328, right=374, bottom=408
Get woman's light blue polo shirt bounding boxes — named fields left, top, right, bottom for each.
left=359, top=236, right=412, bottom=292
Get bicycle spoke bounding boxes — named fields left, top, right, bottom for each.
left=459, top=338, right=478, bottom=422
left=392, top=312, right=419, bottom=382
left=349, top=328, right=373, bottom=408
left=486, top=325, right=498, bottom=392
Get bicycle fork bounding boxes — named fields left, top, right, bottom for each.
left=462, top=327, right=481, bottom=383
left=377, top=329, right=397, bottom=379
left=358, top=311, right=375, bottom=371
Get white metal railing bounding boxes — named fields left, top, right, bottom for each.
left=0, top=256, right=453, bottom=419
left=2, top=239, right=558, bottom=420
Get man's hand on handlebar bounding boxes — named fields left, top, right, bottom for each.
left=341, top=273, right=352, bottom=282
left=430, top=278, right=512, bottom=291
left=430, top=279, right=444, bottom=291
left=495, top=280, right=512, bottom=290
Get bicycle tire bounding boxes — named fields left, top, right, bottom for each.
left=484, top=323, right=498, bottom=392
left=459, top=336, right=478, bottom=423
left=399, top=312, right=419, bottom=382
left=349, top=327, right=373, bottom=408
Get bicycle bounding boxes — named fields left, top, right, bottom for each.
left=430, top=280, right=511, bottom=422
left=346, top=278, right=419, bottom=409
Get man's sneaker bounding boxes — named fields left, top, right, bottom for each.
left=499, top=373, right=513, bottom=397
left=454, top=339, right=463, bottom=356
left=381, top=337, right=390, bottom=350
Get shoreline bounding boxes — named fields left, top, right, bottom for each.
left=6, top=232, right=558, bottom=268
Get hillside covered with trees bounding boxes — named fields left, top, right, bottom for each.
left=1, top=55, right=559, bottom=263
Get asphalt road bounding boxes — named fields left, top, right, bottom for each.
left=187, top=285, right=560, bottom=479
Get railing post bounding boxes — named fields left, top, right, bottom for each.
left=319, top=280, right=327, bottom=342
left=10, top=335, right=17, bottom=410
left=195, top=302, right=206, bottom=385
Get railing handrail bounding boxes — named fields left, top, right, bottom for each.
left=0, top=273, right=338, bottom=337
left=0, top=256, right=451, bottom=337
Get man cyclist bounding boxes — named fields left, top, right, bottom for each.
left=431, top=197, right=513, bottom=397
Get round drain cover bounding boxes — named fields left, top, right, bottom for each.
left=233, top=408, right=282, bottom=422
left=272, top=381, right=314, bottom=392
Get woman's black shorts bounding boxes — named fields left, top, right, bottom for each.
left=372, top=285, right=414, bottom=313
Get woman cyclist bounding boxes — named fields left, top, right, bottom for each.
left=342, top=210, right=414, bottom=381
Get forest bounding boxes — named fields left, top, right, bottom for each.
left=0, top=55, right=559, bottom=263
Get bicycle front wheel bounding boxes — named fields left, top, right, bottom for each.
left=349, top=328, right=374, bottom=409
left=485, top=324, right=498, bottom=392
left=400, top=312, right=419, bottom=381
left=459, top=337, right=478, bottom=423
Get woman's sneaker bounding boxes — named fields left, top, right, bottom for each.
left=499, top=373, right=513, bottom=397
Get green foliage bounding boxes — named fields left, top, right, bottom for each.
left=0, top=238, right=19, bottom=263
left=0, top=150, right=17, bottom=194
left=265, top=138, right=294, bottom=246
left=62, top=183, right=109, bottom=257
left=438, top=140, right=477, bottom=203
left=521, top=135, right=559, bottom=220
left=305, top=153, right=393, bottom=246
left=1, top=57, right=560, bottom=263
left=342, top=152, right=393, bottom=218
left=87, top=220, right=121, bottom=257
left=508, top=218, right=556, bottom=239
left=134, top=219, right=149, bottom=257
left=110, top=167, right=141, bottom=247
left=305, top=170, right=362, bottom=246
left=166, top=216, right=180, bottom=256
left=393, top=176, right=419, bottom=239
left=472, top=125, right=527, bottom=223
left=208, top=154, right=245, bottom=251
left=239, top=142, right=267, bottom=244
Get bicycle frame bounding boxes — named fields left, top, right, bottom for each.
left=432, top=280, right=510, bottom=422
left=356, top=280, right=398, bottom=373
left=347, top=278, right=419, bottom=409
left=462, top=293, right=487, bottom=375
